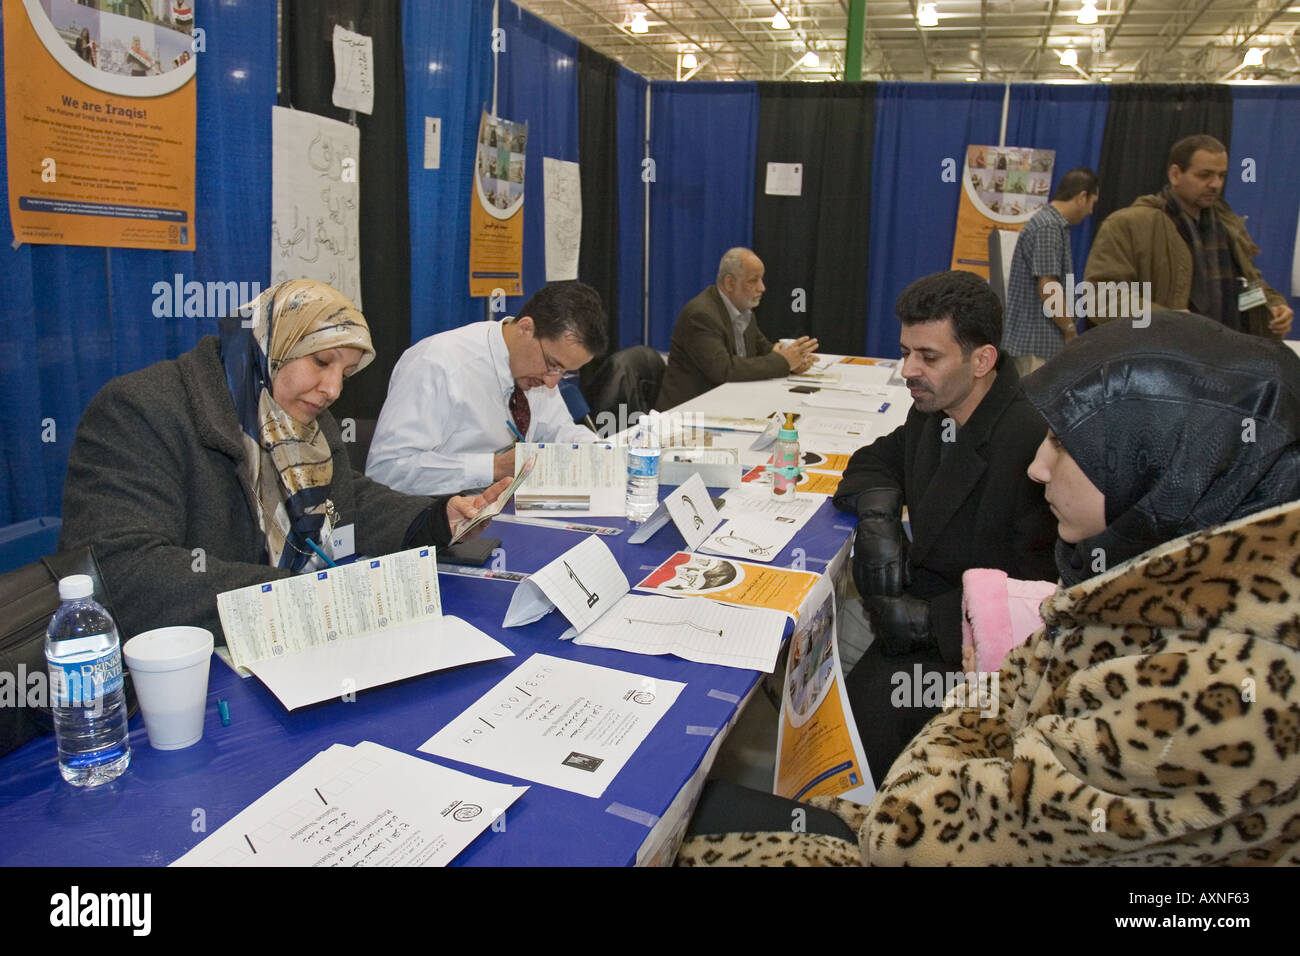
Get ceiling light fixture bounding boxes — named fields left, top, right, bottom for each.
left=1243, top=47, right=1266, bottom=67
left=1059, top=47, right=1078, bottom=67
left=1077, top=2, right=1098, bottom=25
left=681, top=52, right=697, bottom=70
left=772, top=11, right=790, bottom=30
left=802, top=50, right=820, bottom=68
left=630, top=12, right=649, bottom=34
left=918, top=4, right=939, bottom=27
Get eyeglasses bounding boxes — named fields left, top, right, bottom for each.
left=537, top=339, right=569, bottom=377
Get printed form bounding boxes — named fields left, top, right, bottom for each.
left=216, top=547, right=511, bottom=709
left=173, top=742, right=527, bottom=867
left=420, top=654, right=684, bottom=798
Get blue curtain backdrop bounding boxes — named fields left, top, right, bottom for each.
left=495, top=1, right=579, bottom=318
left=1005, top=83, right=1109, bottom=279
left=617, top=66, right=647, bottom=348
left=0, top=0, right=276, bottom=524
left=402, top=0, right=493, bottom=342
left=647, top=82, right=758, bottom=351
left=864, top=83, right=1005, bottom=359
left=1227, top=85, right=1300, bottom=334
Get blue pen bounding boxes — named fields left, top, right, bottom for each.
left=306, top=539, right=338, bottom=568
left=506, top=419, right=525, bottom=442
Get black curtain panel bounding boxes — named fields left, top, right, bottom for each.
left=576, top=44, right=620, bottom=361
left=751, top=82, right=875, bottom=356
left=280, top=0, right=410, bottom=423
left=1091, top=84, right=1233, bottom=240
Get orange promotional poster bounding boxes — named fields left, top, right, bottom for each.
left=635, top=552, right=821, bottom=621
left=766, top=450, right=851, bottom=476
left=774, top=582, right=874, bottom=804
left=3, top=0, right=197, bottom=250
left=950, top=145, right=1054, bottom=278
left=469, top=109, right=525, bottom=297
left=743, top=464, right=841, bottom=496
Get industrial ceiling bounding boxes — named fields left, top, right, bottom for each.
left=515, top=0, right=1300, bottom=83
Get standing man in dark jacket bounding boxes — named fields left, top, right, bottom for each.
left=834, top=270, right=1057, bottom=783
left=655, top=248, right=818, bottom=410
left=1084, top=134, right=1293, bottom=338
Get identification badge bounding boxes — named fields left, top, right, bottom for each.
left=330, top=523, right=356, bottom=560
left=1238, top=279, right=1268, bottom=311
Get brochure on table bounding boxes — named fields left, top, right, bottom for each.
left=741, top=464, right=842, bottom=497
left=774, top=580, right=875, bottom=805
left=636, top=551, right=822, bottom=621
left=419, top=653, right=684, bottom=799
left=510, top=441, right=624, bottom=516
left=172, top=741, right=527, bottom=867
left=216, top=546, right=512, bottom=710
left=501, top=533, right=787, bottom=672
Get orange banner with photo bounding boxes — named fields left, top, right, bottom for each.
left=4, top=0, right=196, bottom=250
left=951, top=145, right=1055, bottom=278
left=469, top=109, right=525, bottom=297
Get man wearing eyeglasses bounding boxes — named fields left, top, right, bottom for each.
left=367, top=281, right=607, bottom=495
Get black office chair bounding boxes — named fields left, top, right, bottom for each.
left=581, top=346, right=666, bottom=424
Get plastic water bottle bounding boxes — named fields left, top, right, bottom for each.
left=772, top=413, right=800, bottom=500
left=625, top=412, right=661, bottom=523
left=45, top=575, right=131, bottom=787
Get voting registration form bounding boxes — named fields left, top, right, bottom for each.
left=172, top=742, right=527, bottom=867
left=420, top=654, right=684, bottom=798
left=216, top=547, right=511, bottom=709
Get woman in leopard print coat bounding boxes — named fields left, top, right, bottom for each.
left=678, top=312, right=1300, bottom=866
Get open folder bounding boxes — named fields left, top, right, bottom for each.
left=501, top=535, right=788, bottom=672
left=216, top=546, right=512, bottom=710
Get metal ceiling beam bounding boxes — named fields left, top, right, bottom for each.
left=1162, top=0, right=1215, bottom=52
left=1031, top=0, right=1060, bottom=80
left=979, top=0, right=988, bottom=79
left=902, top=0, right=931, bottom=75
left=1228, top=0, right=1295, bottom=53
left=698, top=0, right=770, bottom=77
left=1104, top=0, right=1137, bottom=48
left=560, top=0, right=678, bottom=75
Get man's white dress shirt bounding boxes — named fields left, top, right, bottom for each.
left=366, top=320, right=592, bottom=494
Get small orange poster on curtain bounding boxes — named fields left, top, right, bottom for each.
left=3, top=0, right=196, bottom=250
left=950, top=145, right=1054, bottom=278
left=469, top=109, right=525, bottom=297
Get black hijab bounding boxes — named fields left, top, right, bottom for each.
left=1024, top=311, right=1300, bottom=585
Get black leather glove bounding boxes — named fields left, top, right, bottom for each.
left=851, top=487, right=910, bottom=598
left=865, top=594, right=936, bottom=658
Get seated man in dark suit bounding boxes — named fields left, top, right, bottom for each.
left=655, top=247, right=818, bottom=410
left=833, top=270, right=1057, bottom=784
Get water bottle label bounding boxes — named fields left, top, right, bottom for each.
left=628, top=451, right=660, bottom=479
left=49, top=651, right=123, bottom=706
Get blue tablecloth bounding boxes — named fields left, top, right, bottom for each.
left=0, top=491, right=857, bottom=866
